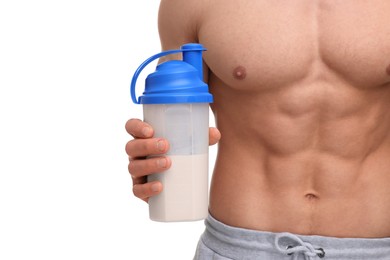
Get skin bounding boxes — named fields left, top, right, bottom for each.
left=126, top=0, right=390, bottom=238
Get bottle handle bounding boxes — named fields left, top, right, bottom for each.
left=131, top=49, right=183, bottom=104
left=130, top=44, right=206, bottom=104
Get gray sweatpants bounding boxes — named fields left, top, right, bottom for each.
left=194, top=214, right=390, bottom=260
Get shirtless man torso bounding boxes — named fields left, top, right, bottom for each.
left=126, top=0, right=390, bottom=257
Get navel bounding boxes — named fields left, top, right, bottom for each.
left=305, top=193, right=319, bottom=201
left=233, top=66, right=247, bottom=80
left=386, top=63, right=390, bottom=75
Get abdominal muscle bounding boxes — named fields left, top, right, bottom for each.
left=208, top=78, right=390, bottom=238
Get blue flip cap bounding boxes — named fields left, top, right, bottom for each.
left=131, top=43, right=213, bottom=104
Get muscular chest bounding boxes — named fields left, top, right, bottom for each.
left=199, top=0, right=390, bottom=90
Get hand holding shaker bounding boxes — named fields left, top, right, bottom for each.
left=130, top=43, right=213, bottom=222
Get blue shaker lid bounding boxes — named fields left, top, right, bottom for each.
left=140, top=60, right=213, bottom=104
left=131, top=43, right=213, bottom=104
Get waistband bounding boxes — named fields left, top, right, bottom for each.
left=201, top=214, right=390, bottom=260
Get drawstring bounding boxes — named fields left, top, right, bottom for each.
left=275, top=233, right=326, bottom=259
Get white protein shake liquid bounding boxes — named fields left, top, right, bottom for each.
left=148, top=154, right=209, bottom=222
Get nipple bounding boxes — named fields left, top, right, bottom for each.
left=386, top=64, right=390, bottom=75
left=233, top=66, right=247, bottom=80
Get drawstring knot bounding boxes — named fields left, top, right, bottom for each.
left=275, top=233, right=325, bottom=259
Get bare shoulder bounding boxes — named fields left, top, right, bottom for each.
left=158, top=0, right=205, bottom=51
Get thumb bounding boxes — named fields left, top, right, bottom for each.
left=209, top=127, right=221, bottom=146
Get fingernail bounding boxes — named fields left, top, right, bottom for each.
left=157, top=140, right=166, bottom=152
left=151, top=183, right=160, bottom=192
left=142, top=127, right=152, bottom=137
left=157, top=158, right=167, bottom=168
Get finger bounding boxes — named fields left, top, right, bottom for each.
left=125, top=118, right=154, bottom=139
left=129, top=156, right=171, bottom=178
left=133, top=181, right=163, bottom=202
left=209, top=127, right=221, bottom=146
left=131, top=175, right=146, bottom=186
left=125, top=138, right=169, bottom=158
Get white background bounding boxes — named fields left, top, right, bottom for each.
left=0, top=1, right=217, bottom=259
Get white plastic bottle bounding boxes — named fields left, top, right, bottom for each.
left=130, top=43, right=213, bottom=222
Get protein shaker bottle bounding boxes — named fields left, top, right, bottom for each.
left=130, top=43, right=213, bottom=222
